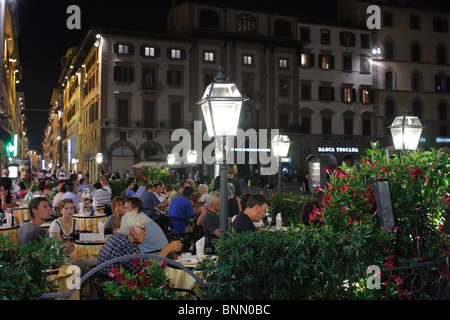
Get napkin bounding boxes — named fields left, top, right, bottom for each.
left=4, top=212, right=12, bottom=227
left=196, top=237, right=205, bottom=260
left=98, top=221, right=105, bottom=236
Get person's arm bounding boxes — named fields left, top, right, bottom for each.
left=158, top=241, right=182, bottom=257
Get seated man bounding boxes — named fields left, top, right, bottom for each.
left=167, top=186, right=195, bottom=234
left=201, top=191, right=221, bottom=239
left=92, top=182, right=112, bottom=206
left=18, top=197, right=53, bottom=244
left=97, top=211, right=149, bottom=278
left=77, top=178, right=93, bottom=193
left=124, top=197, right=181, bottom=257
left=231, top=194, right=268, bottom=234
left=60, top=182, right=80, bottom=207
left=140, top=183, right=168, bottom=221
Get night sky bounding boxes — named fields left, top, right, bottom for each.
left=15, top=0, right=449, bottom=152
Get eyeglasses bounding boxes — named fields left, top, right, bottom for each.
left=134, top=226, right=146, bottom=232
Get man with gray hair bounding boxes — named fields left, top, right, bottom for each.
left=97, top=211, right=149, bottom=278
left=201, top=191, right=222, bottom=239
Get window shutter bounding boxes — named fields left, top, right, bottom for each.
left=140, top=45, right=145, bottom=56
left=341, top=88, right=345, bottom=101
left=181, top=49, right=186, bottom=60
left=129, top=67, right=134, bottom=82
left=309, top=53, right=315, bottom=67
left=129, top=45, right=134, bottom=55
left=330, top=56, right=335, bottom=69
left=330, top=87, right=335, bottom=101
left=114, top=43, right=119, bottom=54
left=352, top=89, right=356, bottom=102
left=155, top=47, right=160, bottom=57
left=318, top=54, right=323, bottom=68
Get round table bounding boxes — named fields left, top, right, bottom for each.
left=73, top=240, right=105, bottom=260
left=0, top=225, right=19, bottom=243
left=73, top=213, right=107, bottom=233
left=12, top=206, right=30, bottom=225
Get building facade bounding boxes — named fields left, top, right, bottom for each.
left=43, top=0, right=450, bottom=182
left=0, top=0, right=26, bottom=169
left=338, top=0, right=450, bottom=151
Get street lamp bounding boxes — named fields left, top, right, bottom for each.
left=388, top=106, right=425, bottom=151
left=271, top=134, right=291, bottom=193
left=197, top=66, right=248, bottom=237
left=95, top=153, right=103, bottom=164
left=167, top=153, right=176, bottom=166
left=186, top=150, right=198, bottom=165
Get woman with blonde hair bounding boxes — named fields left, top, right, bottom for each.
left=49, top=198, right=80, bottom=242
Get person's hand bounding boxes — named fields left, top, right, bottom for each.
left=167, top=240, right=182, bottom=253
left=61, top=242, right=75, bottom=254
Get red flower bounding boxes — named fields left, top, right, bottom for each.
left=381, top=167, right=389, bottom=174
left=410, top=166, right=422, bottom=178
left=159, top=260, right=167, bottom=270
left=339, top=185, right=348, bottom=193
left=392, top=275, right=403, bottom=285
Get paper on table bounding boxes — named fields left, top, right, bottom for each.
left=196, top=237, right=205, bottom=260
left=98, top=221, right=105, bottom=235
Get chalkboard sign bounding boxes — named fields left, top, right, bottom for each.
left=373, top=179, right=395, bottom=233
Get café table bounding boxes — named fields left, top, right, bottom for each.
left=46, top=264, right=80, bottom=300
left=73, top=239, right=105, bottom=260
left=12, top=205, right=30, bottom=225
left=166, top=255, right=207, bottom=297
left=73, top=212, right=107, bottom=233
left=0, top=225, right=19, bottom=243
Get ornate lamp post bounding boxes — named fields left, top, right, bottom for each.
left=388, top=106, right=425, bottom=151
left=197, top=66, right=248, bottom=237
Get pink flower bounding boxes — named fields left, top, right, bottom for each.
left=381, top=167, right=389, bottom=174
left=159, top=260, right=167, bottom=270
left=392, top=275, right=403, bottom=285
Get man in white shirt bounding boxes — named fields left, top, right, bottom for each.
left=100, top=178, right=112, bottom=194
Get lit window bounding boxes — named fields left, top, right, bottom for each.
left=171, top=49, right=181, bottom=59
left=118, top=44, right=129, bottom=54
left=300, top=53, right=312, bottom=67
left=204, top=52, right=214, bottom=62
left=279, top=59, right=288, bottom=69
left=144, top=46, right=155, bottom=57
left=321, top=55, right=333, bottom=69
left=243, top=55, right=253, bottom=65
left=344, top=88, right=352, bottom=102
left=362, top=89, right=370, bottom=103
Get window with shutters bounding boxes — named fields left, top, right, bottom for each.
left=320, top=54, right=334, bottom=69
left=167, top=70, right=182, bottom=86
left=342, top=87, right=355, bottom=103
left=170, top=102, right=182, bottom=129
left=141, top=45, right=160, bottom=58
left=167, top=48, right=186, bottom=60
left=117, top=99, right=129, bottom=127
left=114, top=43, right=134, bottom=56
left=340, top=32, right=355, bottom=47
left=300, top=53, right=314, bottom=67
left=143, top=100, right=156, bottom=128
left=142, top=68, right=156, bottom=90
left=237, top=14, right=256, bottom=33
left=113, top=66, right=134, bottom=83
left=319, top=86, right=334, bottom=101
left=320, top=29, right=330, bottom=44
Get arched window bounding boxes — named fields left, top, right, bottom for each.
left=411, top=43, right=421, bottom=62
left=411, top=72, right=422, bottom=92
left=437, top=45, right=446, bottom=65
left=436, top=73, right=446, bottom=92
left=239, top=104, right=253, bottom=129
left=274, top=19, right=292, bottom=38
left=385, top=41, right=394, bottom=60
left=199, top=10, right=219, bottom=29
left=412, top=100, right=423, bottom=119
left=385, top=71, right=394, bottom=90
left=385, top=99, right=395, bottom=118
left=438, top=102, right=448, bottom=120
left=237, top=14, right=256, bottom=33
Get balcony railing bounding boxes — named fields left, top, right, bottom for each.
left=101, top=118, right=196, bottom=130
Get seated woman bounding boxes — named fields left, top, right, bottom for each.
left=49, top=198, right=80, bottom=243
left=104, top=196, right=127, bottom=235
left=35, top=180, right=52, bottom=197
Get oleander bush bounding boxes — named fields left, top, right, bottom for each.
left=267, top=193, right=314, bottom=225
left=199, top=142, right=450, bottom=300
left=0, top=236, right=66, bottom=300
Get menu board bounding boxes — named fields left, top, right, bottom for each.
left=373, top=180, right=395, bottom=233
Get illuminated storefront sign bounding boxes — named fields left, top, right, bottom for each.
left=318, top=147, right=359, bottom=153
